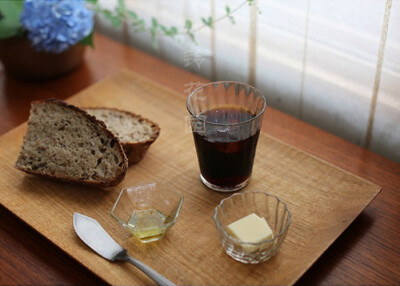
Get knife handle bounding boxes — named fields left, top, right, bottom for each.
left=123, top=255, right=177, bottom=286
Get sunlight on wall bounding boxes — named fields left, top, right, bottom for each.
left=96, top=0, right=400, bottom=163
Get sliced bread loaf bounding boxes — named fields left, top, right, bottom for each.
left=15, top=99, right=128, bottom=187
left=85, top=108, right=160, bottom=165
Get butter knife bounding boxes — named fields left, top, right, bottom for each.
left=73, top=212, right=176, bottom=286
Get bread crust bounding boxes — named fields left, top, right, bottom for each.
left=85, top=107, right=160, bottom=165
left=15, top=99, right=128, bottom=187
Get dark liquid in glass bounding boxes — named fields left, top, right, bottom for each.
left=192, top=107, right=260, bottom=189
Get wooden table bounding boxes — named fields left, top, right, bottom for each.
left=0, top=33, right=399, bottom=285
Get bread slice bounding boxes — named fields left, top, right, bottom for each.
left=85, top=108, right=160, bottom=165
left=15, top=99, right=128, bottom=187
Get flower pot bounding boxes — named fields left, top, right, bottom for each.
left=0, top=36, right=86, bottom=80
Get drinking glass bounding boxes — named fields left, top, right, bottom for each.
left=187, top=82, right=266, bottom=192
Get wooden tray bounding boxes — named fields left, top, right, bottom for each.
left=0, top=70, right=381, bottom=285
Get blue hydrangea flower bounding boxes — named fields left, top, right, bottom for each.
left=20, top=0, right=94, bottom=53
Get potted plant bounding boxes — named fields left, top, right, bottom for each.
left=0, top=0, right=94, bottom=80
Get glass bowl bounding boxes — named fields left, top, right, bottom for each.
left=213, top=191, right=291, bottom=264
left=111, top=183, right=184, bottom=243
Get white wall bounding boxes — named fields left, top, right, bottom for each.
left=96, top=0, right=400, bottom=163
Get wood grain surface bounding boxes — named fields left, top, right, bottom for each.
left=0, top=33, right=399, bottom=285
left=0, top=70, right=381, bottom=285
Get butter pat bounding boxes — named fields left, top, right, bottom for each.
left=227, top=213, right=274, bottom=252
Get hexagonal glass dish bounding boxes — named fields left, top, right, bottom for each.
left=213, top=191, right=291, bottom=264
left=111, top=183, right=184, bottom=243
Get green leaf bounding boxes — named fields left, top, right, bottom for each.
left=185, top=20, right=192, bottom=30
left=0, top=0, right=24, bottom=39
left=111, top=16, right=122, bottom=27
left=184, top=20, right=196, bottom=43
left=131, top=18, right=145, bottom=30
left=131, top=19, right=142, bottom=26
left=226, top=5, right=235, bottom=24
left=102, top=9, right=122, bottom=27
left=101, top=9, right=113, bottom=20
left=116, top=0, right=125, bottom=15
left=160, top=25, right=178, bottom=37
left=117, top=0, right=125, bottom=11
left=201, top=16, right=213, bottom=28
left=151, top=35, right=158, bottom=49
left=118, top=0, right=125, bottom=8
left=169, top=26, right=178, bottom=36
left=150, top=20, right=158, bottom=49
left=188, top=32, right=196, bottom=44
left=79, top=30, right=94, bottom=48
left=85, top=0, right=100, bottom=12
left=127, top=11, right=137, bottom=20
left=160, top=25, right=168, bottom=34
left=151, top=17, right=158, bottom=28
left=208, top=17, right=214, bottom=27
